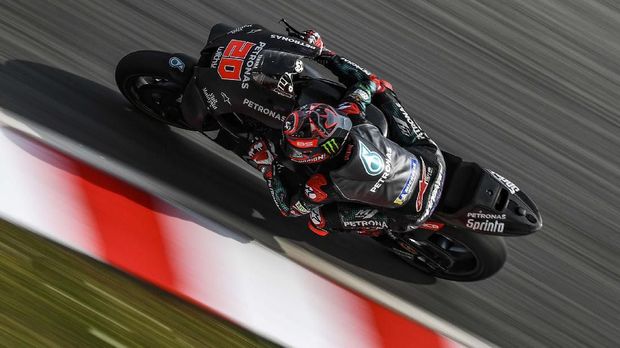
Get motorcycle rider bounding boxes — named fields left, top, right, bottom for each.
left=248, top=30, right=445, bottom=235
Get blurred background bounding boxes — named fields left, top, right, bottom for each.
left=2, top=1, right=620, bottom=346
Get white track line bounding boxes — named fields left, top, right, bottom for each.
left=88, top=327, right=128, bottom=348
left=43, top=283, right=130, bottom=331
left=0, top=110, right=40, bottom=138
left=84, top=281, right=173, bottom=332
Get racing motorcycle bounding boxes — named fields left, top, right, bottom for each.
left=115, top=21, right=542, bottom=281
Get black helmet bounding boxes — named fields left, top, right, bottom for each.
left=283, top=103, right=352, bottom=164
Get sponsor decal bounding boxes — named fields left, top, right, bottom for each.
left=247, top=28, right=263, bottom=34
left=354, top=209, right=379, bottom=219
left=369, top=146, right=393, bottom=193
left=226, top=24, right=252, bottom=35
left=359, top=141, right=384, bottom=176
left=420, top=163, right=443, bottom=222
left=420, top=221, right=445, bottom=231
left=464, top=211, right=506, bottom=233
left=415, top=159, right=429, bottom=212
left=168, top=56, right=185, bottom=72
left=488, top=170, right=520, bottom=194
left=304, top=174, right=328, bottom=202
left=217, top=40, right=255, bottom=80
left=266, top=180, right=289, bottom=216
left=340, top=57, right=371, bottom=76
left=350, top=88, right=371, bottom=103
left=394, top=158, right=418, bottom=205
left=310, top=208, right=324, bottom=227
left=289, top=138, right=317, bottom=148
left=294, top=59, right=304, bottom=73
left=210, top=47, right=224, bottom=69
left=304, top=185, right=316, bottom=200
left=241, top=42, right=266, bottom=89
left=220, top=92, right=231, bottom=105
left=294, top=153, right=327, bottom=164
left=270, top=34, right=315, bottom=50
left=395, top=102, right=427, bottom=140
left=275, top=72, right=295, bottom=98
left=242, top=98, right=285, bottom=121
left=394, top=117, right=412, bottom=137
left=201, top=88, right=218, bottom=111
left=343, top=220, right=388, bottom=229
left=321, top=139, right=339, bottom=155
left=467, top=211, right=506, bottom=219
left=293, top=201, right=310, bottom=215
left=466, top=219, right=505, bottom=233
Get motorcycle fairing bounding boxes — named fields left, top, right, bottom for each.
left=435, top=152, right=542, bottom=236
left=330, top=124, right=421, bottom=209
left=192, top=24, right=321, bottom=129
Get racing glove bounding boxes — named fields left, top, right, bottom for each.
left=247, top=138, right=277, bottom=180
left=369, top=74, right=394, bottom=94
left=302, top=30, right=324, bottom=55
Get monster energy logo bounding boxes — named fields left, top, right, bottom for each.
left=321, top=139, right=339, bottom=154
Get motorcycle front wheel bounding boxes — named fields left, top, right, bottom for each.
left=115, top=50, right=195, bottom=129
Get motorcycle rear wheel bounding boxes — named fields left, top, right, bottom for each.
left=381, top=227, right=507, bottom=281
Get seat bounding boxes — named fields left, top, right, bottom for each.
left=437, top=152, right=484, bottom=214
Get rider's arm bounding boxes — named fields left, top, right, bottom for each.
left=265, top=168, right=337, bottom=217
left=247, top=138, right=339, bottom=217
left=299, top=30, right=372, bottom=87
left=375, top=93, right=440, bottom=152
left=335, top=79, right=378, bottom=125
left=316, top=50, right=373, bottom=88
left=301, top=30, right=376, bottom=123
left=321, top=50, right=440, bottom=160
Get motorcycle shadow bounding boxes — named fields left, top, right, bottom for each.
left=0, top=60, right=435, bottom=284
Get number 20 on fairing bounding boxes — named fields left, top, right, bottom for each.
left=217, top=40, right=255, bottom=81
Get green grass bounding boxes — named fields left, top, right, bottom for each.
left=0, top=219, right=278, bottom=347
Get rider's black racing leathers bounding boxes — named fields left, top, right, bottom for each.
left=266, top=49, right=446, bottom=234
left=195, top=23, right=444, bottom=234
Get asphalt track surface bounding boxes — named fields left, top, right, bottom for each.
left=2, top=1, right=620, bottom=346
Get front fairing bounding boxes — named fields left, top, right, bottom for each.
left=197, top=25, right=320, bottom=129
left=204, top=25, right=320, bottom=59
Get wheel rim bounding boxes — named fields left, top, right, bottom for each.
left=396, top=233, right=481, bottom=277
left=123, top=75, right=184, bottom=125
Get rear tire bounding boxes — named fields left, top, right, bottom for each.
left=385, top=227, right=507, bottom=281
left=115, top=50, right=196, bottom=129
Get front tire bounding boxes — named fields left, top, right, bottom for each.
left=115, top=50, right=196, bottom=129
left=385, top=227, right=507, bottom=281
